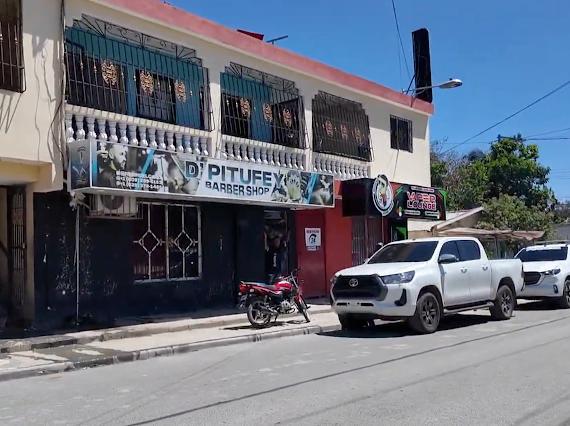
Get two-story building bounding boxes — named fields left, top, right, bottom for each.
left=0, top=0, right=438, bottom=328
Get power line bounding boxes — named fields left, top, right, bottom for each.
left=391, top=0, right=411, bottom=79
left=442, top=79, right=570, bottom=154
left=527, top=126, right=570, bottom=138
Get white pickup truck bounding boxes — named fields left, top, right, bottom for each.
left=330, top=237, right=524, bottom=334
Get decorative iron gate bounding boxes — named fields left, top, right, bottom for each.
left=351, top=216, right=384, bottom=266
left=7, top=186, right=26, bottom=310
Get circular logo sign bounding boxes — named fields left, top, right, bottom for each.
left=372, top=174, right=394, bottom=216
left=348, top=278, right=359, bottom=288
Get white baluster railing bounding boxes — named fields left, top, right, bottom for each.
left=313, top=152, right=370, bottom=180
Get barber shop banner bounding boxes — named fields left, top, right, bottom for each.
left=68, top=140, right=334, bottom=207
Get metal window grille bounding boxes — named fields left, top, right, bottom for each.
left=312, top=91, right=372, bottom=161
left=220, top=63, right=306, bottom=148
left=390, top=115, right=413, bottom=153
left=0, top=0, right=25, bottom=92
left=65, top=20, right=211, bottom=130
left=133, top=203, right=201, bottom=282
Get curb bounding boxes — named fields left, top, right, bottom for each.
left=0, top=322, right=341, bottom=383
left=0, top=306, right=334, bottom=354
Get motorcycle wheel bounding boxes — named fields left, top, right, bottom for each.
left=295, top=296, right=311, bottom=323
left=247, top=297, right=272, bottom=328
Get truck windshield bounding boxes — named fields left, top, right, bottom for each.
left=368, top=241, right=438, bottom=263
left=516, top=247, right=568, bottom=262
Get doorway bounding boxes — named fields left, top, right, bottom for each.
left=1, top=186, right=27, bottom=318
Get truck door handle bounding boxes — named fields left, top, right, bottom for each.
left=461, top=268, right=468, bottom=273
left=482, top=266, right=489, bottom=271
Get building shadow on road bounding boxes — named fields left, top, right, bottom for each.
left=319, top=313, right=492, bottom=339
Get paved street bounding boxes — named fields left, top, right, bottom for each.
left=1, top=302, right=570, bottom=425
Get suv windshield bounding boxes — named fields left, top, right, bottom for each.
left=516, top=247, right=568, bottom=262
left=368, top=241, right=438, bottom=263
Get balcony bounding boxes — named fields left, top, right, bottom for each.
left=64, top=16, right=211, bottom=133
left=312, top=91, right=372, bottom=161
left=219, top=63, right=307, bottom=170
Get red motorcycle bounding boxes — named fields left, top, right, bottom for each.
left=238, top=270, right=310, bottom=328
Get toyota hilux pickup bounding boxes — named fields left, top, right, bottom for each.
left=515, top=242, right=570, bottom=308
left=330, top=237, right=524, bottom=334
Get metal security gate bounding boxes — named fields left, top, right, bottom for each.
left=351, top=216, right=384, bottom=266
left=7, top=186, right=26, bottom=310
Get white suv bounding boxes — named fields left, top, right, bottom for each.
left=515, top=242, right=570, bottom=308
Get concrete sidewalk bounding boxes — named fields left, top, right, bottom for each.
left=0, top=301, right=332, bottom=353
left=0, top=306, right=340, bottom=382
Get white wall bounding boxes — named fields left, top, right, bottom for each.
left=0, top=0, right=64, bottom=192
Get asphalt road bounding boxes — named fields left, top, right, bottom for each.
left=2, top=302, right=570, bottom=425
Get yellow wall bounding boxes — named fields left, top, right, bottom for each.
left=0, top=0, right=64, bottom=192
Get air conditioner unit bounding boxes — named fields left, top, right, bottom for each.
left=89, top=194, right=138, bottom=219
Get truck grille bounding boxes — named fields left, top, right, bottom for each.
left=524, top=272, right=541, bottom=286
left=332, top=275, right=387, bottom=300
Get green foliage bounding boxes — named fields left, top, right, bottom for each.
left=430, top=135, right=555, bottom=231
left=479, top=195, right=554, bottom=234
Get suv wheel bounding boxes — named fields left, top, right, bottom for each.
left=490, top=285, right=515, bottom=320
left=557, top=280, right=570, bottom=309
left=409, top=292, right=441, bottom=334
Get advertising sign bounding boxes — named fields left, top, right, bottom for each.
left=68, top=140, right=335, bottom=208
left=391, top=183, right=447, bottom=220
left=341, top=176, right=446, bottom=220
left=304, top=228, right=322, bottom=251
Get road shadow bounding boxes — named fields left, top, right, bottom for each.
left=517, top=300, right=561, bottom=311
left=319, top=313, right=491, bottom=339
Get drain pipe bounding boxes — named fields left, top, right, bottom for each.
left=75, top=204, right=80, bottom=325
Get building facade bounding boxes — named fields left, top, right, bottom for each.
left=0, top=0, right=434, bottom=327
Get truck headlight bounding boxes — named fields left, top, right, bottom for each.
left=544, top=268, right=561, bottom=276
left=381, top=271, right=415, bottom=285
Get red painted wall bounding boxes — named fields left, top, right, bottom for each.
left=295, top=210, right=327, bottom=298
left=324, top=201, right=353, bottom=294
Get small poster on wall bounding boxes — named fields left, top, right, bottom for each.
left=305, top=228, right=322, bottom=251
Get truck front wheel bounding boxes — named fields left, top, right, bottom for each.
left=338, top=314, right=369, bottom=330
left=409, top=292, right=441, bottom=334
left=490, top=285, right=515, bottom=320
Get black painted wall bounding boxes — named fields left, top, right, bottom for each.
left=33, top=191, right=267, bottom=329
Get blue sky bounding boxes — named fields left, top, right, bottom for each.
left=171, top=0, right=570, bottom=199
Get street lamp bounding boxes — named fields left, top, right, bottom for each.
left=403, top=78, right=463, bottom=95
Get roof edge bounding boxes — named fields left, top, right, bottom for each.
left=94, top=0, right=434, bottom=115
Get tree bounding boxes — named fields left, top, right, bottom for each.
left=430, top=134, right=555, bottom=232
left=485, top=135, right=553, bottom=209
left=479, top=195, right=554, bottom=234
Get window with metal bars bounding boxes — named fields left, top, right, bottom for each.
left=312, top=91, right=371, bottom=161
left=0, top=0, right=25, bottom=92
left=132, top=203, right=201, bottom=282
left=390, top=115, right=413, bottom=152
left=220, top=63, right=305, bottom=148
left=64, top=20, right=211, bottom=130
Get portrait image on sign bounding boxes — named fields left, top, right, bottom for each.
left=372, top=174, right=394, bottom=216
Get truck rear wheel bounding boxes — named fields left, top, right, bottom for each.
left=490, top=285, right=515, bottom=320
left=409, top=292, right=441, bottom=334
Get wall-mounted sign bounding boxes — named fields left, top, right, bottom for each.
left=68, top=140, right=335, bottom=208
left=371, top=174, right=394, bottom=217
left=391, top=183, right=446, bottom=220
left=341, top=177, right=446, bottom=220
left=304, top=228, right=322, bottom=251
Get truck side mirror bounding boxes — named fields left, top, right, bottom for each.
left=438, top=253, right=459, bottom=264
